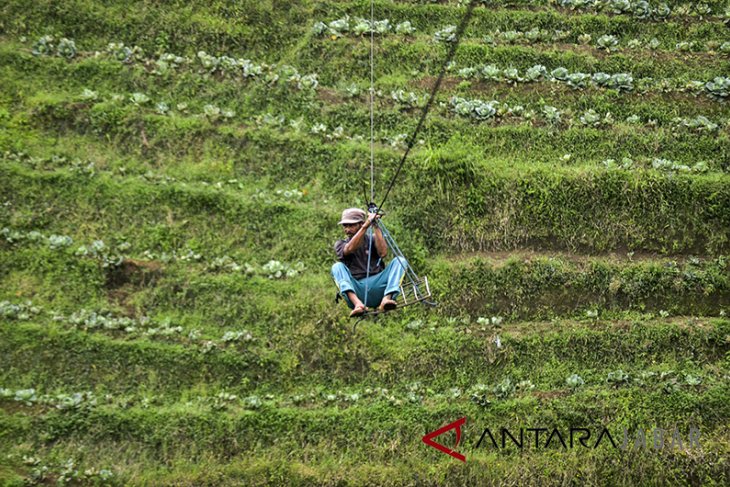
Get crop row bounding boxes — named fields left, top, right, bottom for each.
left=2, top=238, right=729, bottom=328
left=19, top=87, right=729, bottom=176
left=18, top=35, right=730, bottom=98
left=4, top=385, right=729, bottom=467
left=0, top=222, right=306, bottom=280
left=0, top=0, right=308, bottom=60
left=0, top=299, right=259, bottom=351
left=446, top=96, right=726, bottom=156
left=333, top=0, right=730, bottom=31
left=27, top=36, right=321, bottom=92
left=397, top=0, right=729, bottom=19
left=453, top=63, right=729, bottom=100
left=2, top=310, right=728, bottom=392
left=4, top=438, right=729, bottom=487
left=1, top=150, right=312, bottom=198
left=434, top=255, right=730, bottom=318
left=303, top=40, right=728, bottom=86
left=4, top=435, right=729, bottom=487
left=1, top=359, right=725, bottom=422
left=4, top=127, right=729, bottom=257
left=1, top=454, right=114, bottom=486
left=313, top=15, right=730, bottom=54
left=55, top=83, right=730, bottom=138
left=20, top=92, right=729, bottom=175
left=4, top=0, right=727, bottom=69
left=5, top=41, right=728, bottom=134
left=7, top=34, right=728, bottom=115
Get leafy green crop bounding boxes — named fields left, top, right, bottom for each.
left=434, top=25, right=458, bottom=43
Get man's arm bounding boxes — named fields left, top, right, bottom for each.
left=342, top=219, right=372, bottom=256
left=342, top=214, right=382, bottom=256
left=372, top=224, right=388, bottom=258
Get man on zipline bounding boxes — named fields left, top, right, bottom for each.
left=331, top=208, right=408, bottom=317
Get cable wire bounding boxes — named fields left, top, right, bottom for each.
left=376, top=0, right=478, bottom=213
left=369, top=0, right=375, bottom=204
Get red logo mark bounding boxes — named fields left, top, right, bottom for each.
left=422, top=417, right=466, bottom=462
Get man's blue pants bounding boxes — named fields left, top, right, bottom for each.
left=331, top=257, right=408, bottom=309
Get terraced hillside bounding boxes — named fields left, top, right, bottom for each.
left=0, top=0, right=729, bottom=485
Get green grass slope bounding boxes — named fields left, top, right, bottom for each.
left=0, top=0, right=729, bottom=485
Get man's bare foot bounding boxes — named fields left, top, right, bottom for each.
left=378, top=297, right=397, bottom=312
left=349, top=304, right=367, bottom=317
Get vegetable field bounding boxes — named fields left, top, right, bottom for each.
left=0, top=0, right=728, bottom=485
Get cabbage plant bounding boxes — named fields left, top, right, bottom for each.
left=105, top=42, right=142, bottom=63
left=297, top=74, right=319, bottom=90
left=652, top=3, right=671, bottom=19
left=129, top=92, right=150, bottom=105
left=222, top=330, right=254, bottom=343
left=32, top=35, right=55, bottom=56
left=0, top=300, right=41, bottom=320
left=705, top=77, right=729, bottom=99
left=391, top=89, right=419, bottom=108
left=596, top=34, right=619, bottom=51
left=503, top=67, right=521, bottom=83
left=197, top=51, right=219, bottom=72
left=155, top=53, right=187, bottom=74
left=328, top=17, right=351, bottom=37
left=551, top=67, right=570, bottom=81
left=79, top=88, right=98, bottom=101
left=48, top=235, right=73, bottom=249
left=493, top=378, right=515, bottom=399
left=501, top=30, right=522, bottom=44
left=373, top=19, right=392, bottom=34
left=523, top=28, right=543, bottom=43
left=56, top=38, right=77, bottom=58
left=311, top=21, right=328, bottom=35
left=434, top=25, right=457, bottom=43
left=203, top=104, right=221, bottom=120
left=633, top=0, right=651, bottom=18
left=566, top=374, right=585, bottom=388
left=592, top=72, right=611, bottom=87
left=608, top=0, right=631, bottom=14
left=449, top=96, right=499, bottom=121
left=481, top=64, right=502, bottom=80
left=580, top=109, right=602, bottom=126
left=542, top=105, right=562, bottom=124
left=566, top=72, right=591, bottom=89
left=524, top=64, right=547, bottom=82
left=606, top=369, right=630, bottom=385
left=469, top=384, right=491, bottom=407
left=609, top=73, right=634, bottom=91
left=395, top=21, right=416, bottom=35
left=14, top=389, right=37, bottom=405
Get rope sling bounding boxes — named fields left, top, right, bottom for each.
left=352, top=0, right=478, bottom=317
